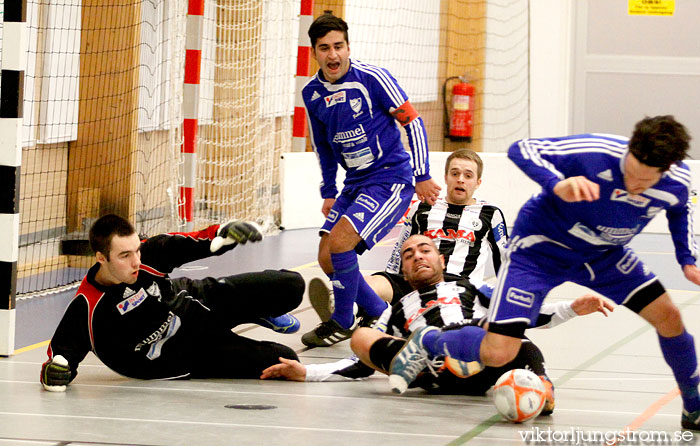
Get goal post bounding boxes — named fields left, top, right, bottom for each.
left=9, top=0, right=530, bottom=351
left=0, top=0, right=27, bottom=356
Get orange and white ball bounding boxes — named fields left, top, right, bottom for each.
left=492, top=369, right=546, bottom=423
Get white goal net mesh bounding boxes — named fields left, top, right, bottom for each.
left=11, top=0, right=528, bottom=297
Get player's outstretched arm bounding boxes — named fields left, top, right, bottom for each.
left=683, top=264, right=700, bottom=286
left=260, top=357, right=307, bottom=382
left=536, top=294, right=614, bottom=329
left=552, top=176, right=600, bottom=203
left=210, top=219, right=263, bottom=252
left=571, top=294, right=614, bottom=317
left=415, top=178, right=441, bottom=205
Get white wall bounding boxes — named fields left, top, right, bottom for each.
left=282, top=1, right=700, bottom=232
left=281, top=152, right=700, bottom=236
left=529, top=0, right=574, bottom=138
left=569, top=1, right=700, bottom=160
left=530, top=0, right=700, bottom=154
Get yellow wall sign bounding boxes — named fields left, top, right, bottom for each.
left=628, top=0, right=675, bottom=16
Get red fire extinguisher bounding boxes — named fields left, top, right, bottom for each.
left=444, top=76, right=474, bottom=142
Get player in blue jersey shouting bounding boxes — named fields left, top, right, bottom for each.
left=386, top=116, right=700, bottom=430
left=300, top=13, right=441, bottom=347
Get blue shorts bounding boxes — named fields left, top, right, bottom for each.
left=320, top=182, right=414, bottom=253
left=486, top=234, right=663, bottom=337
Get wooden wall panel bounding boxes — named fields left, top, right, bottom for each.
left=441, top=0, right=486, bottom=152
left=67, top=0, right=142, bottom=231
left=19, top=144, right=68, bottom=236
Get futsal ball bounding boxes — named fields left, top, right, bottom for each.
left=492, top=369, right=546, bottom=423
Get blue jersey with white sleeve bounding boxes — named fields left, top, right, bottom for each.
left=302, top=59, right=431, bottom=199
left=508, top=133, right=698, bottom=267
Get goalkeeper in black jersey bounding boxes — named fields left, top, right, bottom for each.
left=40, top=214, right=304, bottom=391
left=262, top=235, right=612, bottom=414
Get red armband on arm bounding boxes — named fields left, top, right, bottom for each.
left=391, top=100, right=419, bottom=126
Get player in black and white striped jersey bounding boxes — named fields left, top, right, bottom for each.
left=375, top=148, right=506, bottom=301
left=308, top=148, right=506, bottom=324
left=361, top=234, right=609, bottom=400
left=262, top=235, right=611, bottom=410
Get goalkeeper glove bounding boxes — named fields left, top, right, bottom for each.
left=40, top=355, right=71, bottom=392
left=210, top=220, right=263, bottom=252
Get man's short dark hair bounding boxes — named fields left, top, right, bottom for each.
left=308, top=13, right=348, bottom=49
left=445, top=148, right=484, bottom=179
left=628, top=115, right=691, bottom=171
left=89, top=214, right=136, bottom=259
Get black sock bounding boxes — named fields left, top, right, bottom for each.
left=369, top=337, right=406, bottom=373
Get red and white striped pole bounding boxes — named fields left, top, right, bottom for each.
left=179, top=0, right=205, bottom=230
left=292, top=0, right=314, bottom=152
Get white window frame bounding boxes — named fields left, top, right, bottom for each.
left=23, top=0, right=81, bottom=146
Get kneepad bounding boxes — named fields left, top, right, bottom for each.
left=369, top=337, right=406, bottom=374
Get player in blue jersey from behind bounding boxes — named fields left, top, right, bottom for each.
left=386, top=115, right=700, bottom=430
left=300, top=13, right=441, bottom=347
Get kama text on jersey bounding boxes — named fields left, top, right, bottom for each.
left=383, top=281, right=481, bottom=337
left=385, top=198, right=508, bottom=288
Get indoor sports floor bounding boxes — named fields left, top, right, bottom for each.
left=1, top=227, right=699, bottom=446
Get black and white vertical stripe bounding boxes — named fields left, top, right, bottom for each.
left=0, top=0, right=27, bottom=356
left=410, top=200, right=507, bottom=284
left=387, top=282, right=476, bottom=337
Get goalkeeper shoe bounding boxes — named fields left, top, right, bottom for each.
left=257, top=313, right=300, bottom=334
left=389, top=325, right=440, bottom=394
left=539, top=375, right=556, bottom=416
left=682, top=408, right=700, bottom=430
left=308, top=278, right=333, bottom=322
left=301, top=318, right=358, bottom=347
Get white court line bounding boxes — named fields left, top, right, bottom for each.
left=0, top=379, right=492, bottom=407
left=1, top=361, right=106, bottom=368
left=0, top=365, right=676, bottom=382
left=550, top=407, right=679, bottom=418
left=450, top=439, right=522, bottom=445
left=0, top=406, right=680, bottom=431
left=563, top=377, right=675, bottom=381
left=178, top=265, right=209, bottom=271
left=0, top=440, right=57, bottom=446
left=0, top=411, right=458, bottom=440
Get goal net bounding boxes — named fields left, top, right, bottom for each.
left=13, top=0, right=528, bottom=297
